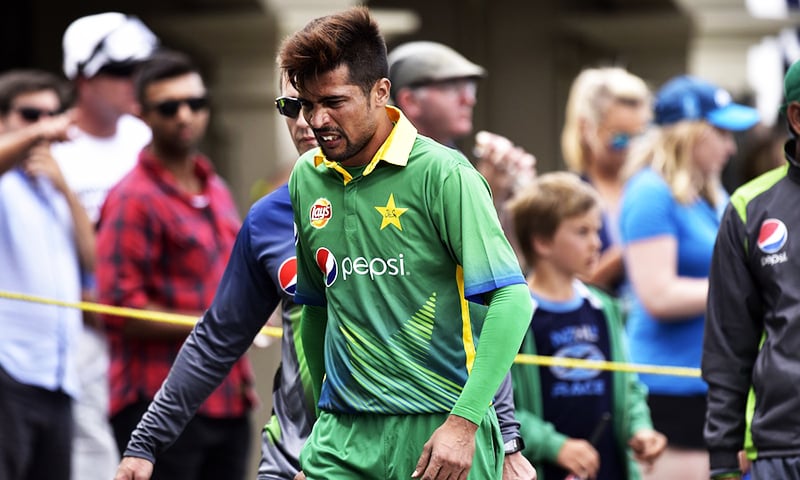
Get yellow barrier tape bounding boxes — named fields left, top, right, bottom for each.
left=0, top=290, right=701, bottom=378
left=0, top=290, right=283, bottom=339
left=514, top=353, right=700, bottom=378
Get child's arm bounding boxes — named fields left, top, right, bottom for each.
left=556, top=438, right=600, bottom=479
left=628, top=429, right=667, bottom=465
left=516, top=409, right=568, bottom=463
left=625, top=376, right=654, bottom=434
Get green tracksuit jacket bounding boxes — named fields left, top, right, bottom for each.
left=511, top=283, right=654, bottom=480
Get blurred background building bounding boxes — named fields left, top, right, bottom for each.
left=3, top=0, right=798, bottom=476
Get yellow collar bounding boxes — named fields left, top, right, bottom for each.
left=313, top=105, right=417, bottom=184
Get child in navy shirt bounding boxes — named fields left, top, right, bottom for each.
left=507, top=172, right=666, bottom=480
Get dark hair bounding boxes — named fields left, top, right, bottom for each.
left=277, top=6, right=388, bottom=97
left=0, top=70, right=67, bottom=115
left=134, top=49, right=201, bottom=105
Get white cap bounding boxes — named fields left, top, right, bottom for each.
left=63, top=12, right=158, bottom=79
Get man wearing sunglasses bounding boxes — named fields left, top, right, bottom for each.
left=51, top=12, right=158, bottom=480
left=115, top=8, right=532, bottom=480
left=252, top=77, right=318, bottom=480
left=96, top=50, right=255, bottom=480
left=110, top=71, right=316, bottom=480
left=0, top=69, right=92, bottom=480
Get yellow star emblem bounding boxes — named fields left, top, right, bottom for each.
left=374, top=193, right=408, bottom=231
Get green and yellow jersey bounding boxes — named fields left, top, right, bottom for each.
left=290, top=107, right=525, bottom=415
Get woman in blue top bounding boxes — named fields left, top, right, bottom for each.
left=619, top=75, right=759, bottom=480
left=561, top=67, right=651, bottom=295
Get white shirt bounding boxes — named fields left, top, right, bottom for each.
left=51, top=114, right=151, bottom=223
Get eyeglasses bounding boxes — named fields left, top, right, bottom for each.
left=414, top=78, right=478, bottom=98
left=148, top=97, right=209, bottom=117
left=275, top=96, right=302, bottom=119
left=95, top=62, right=137, bottom=78
left=608, top=132, right=636, bottom=151
left=14, top=107, right=60, bottom=123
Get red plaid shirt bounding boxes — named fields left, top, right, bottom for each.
left=96, top=148, right=256, bottom=418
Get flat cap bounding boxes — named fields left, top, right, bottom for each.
left=388, top=41, right=485, bottom=99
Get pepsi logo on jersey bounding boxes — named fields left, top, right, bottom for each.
left=758, top=218, right=789, bottom=266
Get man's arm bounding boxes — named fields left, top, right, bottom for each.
left=116, top=214, right=282, bottom=476
left=0, top=113, right=71, bottom=176
left=494, top=373, right=537, bottom=479
left=300, top=304, right=328, bottom=411
left=702, top=205, right=763, bottom=476
left=413, top=283, right=532, bottom=479
left=23, top=142, right=95, bottom=272
left=494, top=373, right=520, bottom=444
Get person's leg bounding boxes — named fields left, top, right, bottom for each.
left=150, top=414, right=250, bottom=480
left=751, top=456, right=800, bottom=480
left=27, top=390, right=73, bottom=480
left=0, top=365, right=72, bottom=480
left=640, top=447, right=708, bottom=480
left=71, top=327, right=119, bottom=480
left=643, top=393, right=709, bottom=480
left=258, top=418, right=301, bottom=480
left=384, top=410, right=502, bottom=480
left=198, top=415, right=250, bottom=480
left=299, top=412, right=385, bottom=479
left=301, top=410, right=502, bottom=480
left=110, top=400, right=150, bottom=457
left=467, top=408, right=503, bottom=480
left=149, top=416, right=206, bottom=480
left=0, top=365, right=37, bottom=480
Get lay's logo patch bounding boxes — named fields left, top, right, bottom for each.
left=310, top=198, right=332, bottom=229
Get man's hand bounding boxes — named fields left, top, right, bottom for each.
left=738, top=450, right=751, bottom=475
left=114, top=456, right=154, bottom=480
left=503, top=451, right=537, bottom=480
left=293, top=470, right=307, bottom=480
left=628, top=428, right=667, bottom=470
left=412, top=414, right=478, bottom=480
left=474, top=130, right=536, bottom=203
left=34, top=111, right=73, bottom=143
left=556, top=438, right=599, bottom=480
left=23, top=143, right=68, bottom=193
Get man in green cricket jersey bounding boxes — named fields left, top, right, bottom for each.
left=279, top=7, right=533, bottom=480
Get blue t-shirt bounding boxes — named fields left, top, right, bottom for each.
left=620, top=167, right=718, bottom=395
left=533, top=291, right=623, bottom=480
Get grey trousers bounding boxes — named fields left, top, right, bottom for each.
left=752, top=456, right=800, bottom=480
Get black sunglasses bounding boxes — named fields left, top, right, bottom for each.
left=96, top=62, right=138, bottom=78
left=149, top=97, right=209, bottom=117
left=275, top=96, right=302, bottom=119
left=15, top=106, right=60, bottom=123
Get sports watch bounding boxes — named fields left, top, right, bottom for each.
left=503, top=437, right=525, bottom=455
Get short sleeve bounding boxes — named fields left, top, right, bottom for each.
left=432, top=162, right=525, bottom=302
left=620, top=169, right=677, bottom=244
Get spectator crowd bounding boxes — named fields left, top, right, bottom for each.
left=0, top=7, right=790, bottom=480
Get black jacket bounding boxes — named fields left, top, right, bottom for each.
left=703, top=139, right=800, bottom=472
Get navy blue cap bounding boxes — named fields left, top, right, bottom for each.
left=654, top=75, right=759, bottom=131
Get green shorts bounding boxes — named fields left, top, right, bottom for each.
left=299, top=409, right=502, bottom=480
